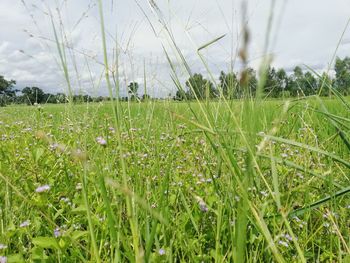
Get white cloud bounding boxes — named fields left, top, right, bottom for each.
left=0, top=0, right=349, bottom=97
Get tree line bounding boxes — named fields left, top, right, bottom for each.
left=0, top=80, right=150, bottom=106
left=175, top=57, right=350, bottom=100
left=1, top=57, right=350, bottom=106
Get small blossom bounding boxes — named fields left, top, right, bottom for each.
left=54, top=227, right=62, bottom=238
left=60, top=197, right=72, bottom=206
left=284, top=234, right=293, bottom=241
left=20, top=220, right=30, bottom=228
left=35, top=185, right=50, bottom=193
left=49, top=143, right=59, bottom=151
left=158, top=248, right=166, bottom=255
left=292, top=216, right=301, bottom=223
left=296, top=172, right=304, bottom=179
left=0, top=256, right=7, bottom=263
left=278, top=240, right=289, bottom=248
left=0, top=244, right=7, bottom=250
left=260, top=191, right=268, bottom=197
left=195, top=195, right=209, bottom=212
left=96, top=136, right=107, bottom=146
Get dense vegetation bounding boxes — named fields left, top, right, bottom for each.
left=1, top=1, right=350, bottom=262
left=1, top=98, right=350, bottom=262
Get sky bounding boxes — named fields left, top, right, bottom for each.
left=0, top=0, right=349, bottom=97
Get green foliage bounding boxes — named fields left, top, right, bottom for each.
left=175, top=89, right=187, bottom=101
left=21, top=87, right=45, bottom=105
left=0, top=75, right=16, bottom=106
left=335, top=57, right=350, bottom=95
left=128, top=82, right=139, bottom=101
left=186, top=73, right=217, bottom=99
left=219, top=71, right=238, bottom=98
left=318, top=72, right=333, bottom=96
left=1, top=98, right=350, bottom=262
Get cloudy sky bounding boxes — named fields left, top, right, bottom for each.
left=0, top=0, right=349, bottom=97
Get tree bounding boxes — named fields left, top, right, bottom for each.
left=303, top=72, right=317, bottom=96
left=174, top=89, right=187, bottom=101
left=263, top=67, right=279, bottom=97
left=219, top=71, right=238, bottom=99
left=0, top=75, right=16, bottom=106
left=288, top=67, right=318, bottom=97
left=128, top=82, right=139, bottom=101
left=276, top=68, right=289, bottom=97
left=142, top=94, right=151, bottom=101
left=334, top=57, right=350, bottom=95
left=22, top=87, right=45, bottom=105
left=288, top=66, right=304, bottom=97
left=317, top=72, right=333, bottom=97
left=186, top=73, right=217, bottom=100
left=55, top=93, right=67, bottom=103
left=239, top=67, right=257, bottom=98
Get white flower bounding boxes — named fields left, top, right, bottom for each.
left=35, top=185, right=50, bottom=193
left=278, top=240, right=289, bottom=248
left=0, top=244, right=7, bottom=250
left=96, top=136, right=107, bottom=146
left=20, top=220, right=30, bottom=228
left=323, top=222, right=330, bottom=228
left=260, top=191, right=268, bottom=197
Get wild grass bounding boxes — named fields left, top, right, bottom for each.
left=1, top=0, right=350, bottom=262
left=1, top=98, right=350, bottom=262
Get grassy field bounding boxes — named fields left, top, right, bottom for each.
left=0, top=97, right=349, bottom=262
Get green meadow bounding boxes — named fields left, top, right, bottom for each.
left=1, top=0, right=350, bottom=262
left=1, top=98, right=350, bottom=262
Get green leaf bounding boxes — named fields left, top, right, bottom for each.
left=7, top=254, right=25, bottom=263
left=71, top=231, right=88, bottom=240
left=198, top=34, right=226, bottom=51
left=71, top=205, right=87, bottom=213
left=34, top=148, right=45, bottom=163
left=32, top=237, right=59, bottom=250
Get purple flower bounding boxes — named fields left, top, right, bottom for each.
left=20, top=220, right=30, bottom=228
left=199, top=201, right=209, bottom=212
left=158, top=248, right=166, bottom=255
left=195, top=196, right=209, bottom=212
left=0, top=256, right=7, bottom=263
left=54, top=227, right=62, bottom=238
left=96, top=136, right=107, bottom=146
left=49, top=143, right=59, bottom=151
left=35, top=185, right=50, bottom=193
